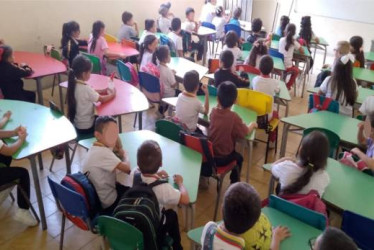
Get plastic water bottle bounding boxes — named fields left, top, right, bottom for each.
left=108, top=72, right=115, bottom=90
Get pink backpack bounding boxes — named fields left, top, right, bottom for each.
left=125, top=62, right=139, bottom=87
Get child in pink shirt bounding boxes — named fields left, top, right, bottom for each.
left=88, top=21, right=109, bottom=75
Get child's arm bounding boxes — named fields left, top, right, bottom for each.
left=115, top=151, right=131, bottom=174
left=201, top=84, right=210, bottom=115
left=351, top=147, right=374, bottom=170
left=270, top=226, right=291, bottom=250
left=0, top=111, right=11, bottom=128
left=357, top=122, right=367, bottom=145
left=97, top=88, right=116, bottom=103
left=0, top=128, right=27, bottom=156
left=173, top=174, right=190, bottom=205
left=133, top=21, right=139, bottom=36
left=247, top=122, right=258, bottom=134
left=272, top=157, right=295, bottom=165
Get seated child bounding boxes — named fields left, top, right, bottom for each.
left=350, top=36, right=365, bottom=68
left=244, top=38, right=268, bottom=68
left=201, top=182, right=289, bottom=250
left=359, top=95, right=374, bottom=117
left=214, top=50, right=249, bottom=88
left=158, top=2, right=174, bottom=34
left=212, top=6, right=227, bottom=40
left=117, top=11, right=139, bottom=41
left=61, top=21, right=88, bottom=66
left=0, top=111, right=38, bottom=227
left=0, top=45, right=35, bottom=103
left=272, top=130, right=330, bottom=196
left=139, top=19, right=157, bottom=45
left=275, top=15, right=290, bottom=37
left=176, top=70, right=209, bottom=132
left=246, top=18, right=266, bottom=44
left=223, top=30, right=242, bottom=66
left=312, top=227, right=358, bottom=250
left=88, top=21, right=109, bottom=75
left=168, top=18, right=184, bottom=57
left=67, top=55, right=116, bottom=135
left=129, top=140, right=189, bottom=250
left=298, top=16, right=316, bottom=69
left=209, top=82, right=257, bottom=183
left=139, top=34, right=159, bottom=72
left=182, top=7, right=204, bottom=61
left=229, top=7, right=242, bottom=26
left=82, top=116, right=130, bottom=215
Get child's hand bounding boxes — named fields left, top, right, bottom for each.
left=17, top=128, right=27, bottom=141
left=157, top=170, right=169, bottom=179
left=248, top=122, right=258, bottom=130
left=351, top=147, right=362, bottom=156
left=201, top=84, right=209, bottom=95
left=358, top=122, right=365, bottom=131
left=2, top=111, right=12, bottom=120
left=171, top=69, right=176, bottom=75
left=272, top=226, right=291, bottom=242
left=173, top=174, right=183, bottom=185
left=108, top=87, right=117, bottom=96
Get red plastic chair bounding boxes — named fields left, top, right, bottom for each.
left=236, top=64, right=261, bottom=75
left=180, top=132, right=237, bottom=221
left=208, top=58, right=220, bottom=73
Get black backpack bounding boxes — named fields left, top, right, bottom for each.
left=113, top=173, right=168, bottom=250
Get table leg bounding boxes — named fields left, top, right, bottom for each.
left=202, top=36, right=208, bottom=66
left=268, top=175, right=275, bottom=197
left=29, top=155, right=47, bottom=230
left=37, top=153, right=44, bottom=170
left=138, top=111, right=143, bottom=130
left=280, top=123, right=290, bottom=157
left=312, top=44, right=317, bottom=74
left=58, top=75, right=64, bottom=114
left=301, top=58, right=309, bottom=98
left=246, top=140, right=253, bottom=182
left=36, top=78, right=44, bottom=105
left=285, top=101, right=289, bottom=117
left=65, top=143, right=71, bottom=174
left=118, top=115, right=122, bottom=133
left=185, top=203, right=195, bottom=232
left=323, top=45, right=327, bottom=65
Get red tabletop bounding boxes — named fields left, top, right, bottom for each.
left=14, top=51, right=66, bottom=79
left=107, top=42, right=139, bottom=58
left=60, top=74, right=149, bottom=116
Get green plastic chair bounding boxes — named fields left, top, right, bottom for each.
left=269, top=195, right=326, bottom=230
left=155, top=119, right=183, bottom=143
left=208, top=85, right=217, bottom=96
left=97, top=216, right=144, bottom=250
left=242, top=42, right=252, bottom=51
left=272, top=34, right=281, bottom=41
left=116, top=60, right=131, bottom=82
left=81, top=52, right=101, bottom=74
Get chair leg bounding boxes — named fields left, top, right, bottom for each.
left=19, top=186, right=40, bottom=223
left=10, top=192, right=15, bottom=202
left=265, top=134, right=270, bottom=164
left=51, top=74, right=57, bottom=96
left=49, top=157, right=56, bottom=172
left=133, top=113, right=138, bottom=128
left=213, top=178, right=223, bottom=221
left=60, top=214, right=66, bottom=250
left=69, top=143, right=79, bottom=167
left=274, top=127, right=279, bottom=155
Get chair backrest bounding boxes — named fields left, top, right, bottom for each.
left=180, top=132, right=214, bottom=164
left=47, top=177, right=91, bottom=230
left=138, top=72, right=161, bottom=93
left=224, top=24, right=241, bottom=37
left=155, top=119, right=183, bottom=143
left=104, top=33, right=118, bottom=43
left=268, top=195, right=326, bottom=230
left=208, top=85, right=217, bottom=96
left=236, top=64, right=261, bottom=75
left=121, top=39, right=136, bottom=49
left=208, top=58, right=220, bottom=73
left=242, top=42, right=253, bottom=51
left=353, top=60, right=361, bottom=68
left=236, top=89, right=273, bottom=116
left=116, top=60, right=132, bottom=82
left=81, top=52, right=101, bottom=74
left=308, top=94, right=340, bottom=114
left=342, top=210, right=374, bottom=250
left=303, top=127, right=340, bottom=158
left=269, top=48, right=284, bottom=61
left=201, top=22, right=216, bottom=30
left=97, top=216, right=144, bottom=250
left=43, top=45, right=62, bottom=61
left=272, top=33, right=281, bottom=41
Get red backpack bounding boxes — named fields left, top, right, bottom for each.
left=308, top=94, right=339, bottom=113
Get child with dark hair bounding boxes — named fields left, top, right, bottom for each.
left=312, top=227, right=358, bottom=250
left=182, top=7, right=204, bottom=61
left=209, top=82, right=257, bottom=183
left=82, top=116, right=130, bottom=215
left=0, top=45, right=35, bottom=103
left=246, top=18, right=266, bottom=44
left=129, top=140, right=189, bottom=250
left=61, top=21, right=87, bottom=66
left=275, top=15, right=290, bottom=37
left=214, top=50, right=249, bottom=88
left=212, top=6, right=227, bottom=39
left=176, top=70, right=209, bottom=132
left=229, top=7, right=242, bottom=26
left=223, top=30, right=242, bottom=66
left=139, top=34, right=159, bottom=72
left=88, top=21, right=109, bottom=75
left=272, top=131, right=330, bottom=196
left=168, top=17, right=184, bottom=57
left=139, top=19, right=157, bottom=44
left=117, top=11, right=139, bottom=41
left=200, top=0, right=217, bottom=23
left=298, top=16, right=316, bottom=69
left=158, top=2, right=174, bottom=34
left=245, top=38, right=268, bottom=68
left=350, top=36, right=365, bottom=68
left=67, top=55, right=116, bottom=135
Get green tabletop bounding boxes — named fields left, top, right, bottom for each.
left=240, top=50, right=286, bottom=71
left=78, top=130, right=202, bottom=203
left=162, top=95, right=257, bottom=141
left=365, top=51, right=374, bottom=62
left=270, top=40, right=311, bottom=57
left=311, top=37, right=329, bottom=46
left=307, top=86, right=374, bottom=105
left=0, top=100, right=76, bottom=159
left=281, top=111, right=360, bottom=145
left=353, top=67, right=374, bottom=83
left=168, top=57, right=208, bottom=80
left=187, top=206, right=321, bottom=250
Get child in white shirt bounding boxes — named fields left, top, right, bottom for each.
left=158, top=2, right=174, bottom=34
left=139, top=19, right=157, bottom=45
left=223, top=30, right=242, bottom=68
left=168, top=18, right=184, bottom=57
left=212, top=6, right=227, bottom=40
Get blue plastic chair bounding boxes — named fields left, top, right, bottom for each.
left=116, top=60, right=131, bottom=82
left=201, top=22, right=218, bottom=55
left=224, top=24, right=242, bottom=38
left=342, top=210, right=374, bottom=250
left=269, top=48, right=285, bottom=61
left=138, top=72, right=161, bottom=104
left=48, top=177, right=97, bottom=250
left=268, top=195, right=326, bottom=230
left=201, top=22, right=216, bottom=30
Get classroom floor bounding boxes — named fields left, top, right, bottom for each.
left=0, top=52, right=334, bottom=249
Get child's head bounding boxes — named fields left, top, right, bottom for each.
left=313, top=227, right=357, bottom=250
left=206, top=0, right=217, bottom=4
left=0, top=45, right=13, bottom=64
left=139, top=34, right=158, bottom=64
left=259, top=55, right=274, bottom=75
left=251, top=18, right=263, bottom=33
left=137, top=140, right=162, bottom=174
left=171, top=17, right=182, bottom=33
left=185, top=7, right=195, bottom=21
left=67, top=55, right=92, bottom=122
left=159, top=2, right=171, bottom=17
left=349, top=36, right=363, bottom=54
left=279, top=15, right=290, bottom=36
left=224, top=30, right=239, bottom=48
left=61, top=21, right=80, bottom=46
left=299, top=16, right=312, bottom=43
left=283, top=131, right=329, bottom=194
left=154, top=45, right=171, bottom=64
left=145, top=19, right=156, bottom=33
left=248, top=38, right=268, bottom=66
left=233, top=7, right=242, bottom=20
left=90, top=21, right=105, bottom=53
left=215, top=6, right=223, bottom=17
left=122, top=11, right=134, bottom=26
left=183, top=70, right=200, bottom=93
left=219, top=50, right=234, bottom=69
left=94, top=116, right=119, bottom=148
left=217, top=81, right=237, bottom=109
left=222, top=182, right=261, bottom=234
left=331, top=55, right=356, bottom=106
left=334, top=41, right=350, bottom=58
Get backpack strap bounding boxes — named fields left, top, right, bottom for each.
left=321, top=97, right=332, bottom=110
left=200, top=137, right=215, bottom=169
left=133, top=172, right=143, bottom=186
left=148, top=179, right=168, bottom=188
left=313, top=94, right=321, bottom=109
left=202, top=222, right=218, bottom=250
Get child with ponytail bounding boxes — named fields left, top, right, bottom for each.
left=61, top=21, right=88, bottom=66
left=271, top=131, right=330, bottom=196
left=139, top=34, right=159, bottom=74
left=67, top=55, right=116, bottom=136
left=88, top=21, right=109, bottom=75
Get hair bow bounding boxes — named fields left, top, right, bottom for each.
left=340, top=54, right=355, bottom=65
left=0, top=48, right=4, bottom=62
left=308, top=162, right=314, bottom=169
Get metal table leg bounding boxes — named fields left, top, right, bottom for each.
left=279, top=123, right=290, bottom=157
left=36, top=78, right=44, bottom=105
left=65, top=144, right=71, bottom=174
left=201, top=36, right=208, bottom=66
left=118, top=115, right=122, bottom=133
left=138, top=111, right=143, bottom=130
left=58, top=74, right=64, bottom=114
left=246, top=140, right=253, bottom=182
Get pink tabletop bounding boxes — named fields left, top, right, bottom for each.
left=14, top=51, right=66, bottom=79
left=107, top=42, right=139, bottom=58
left=60, top=74, right=149, bottom=116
